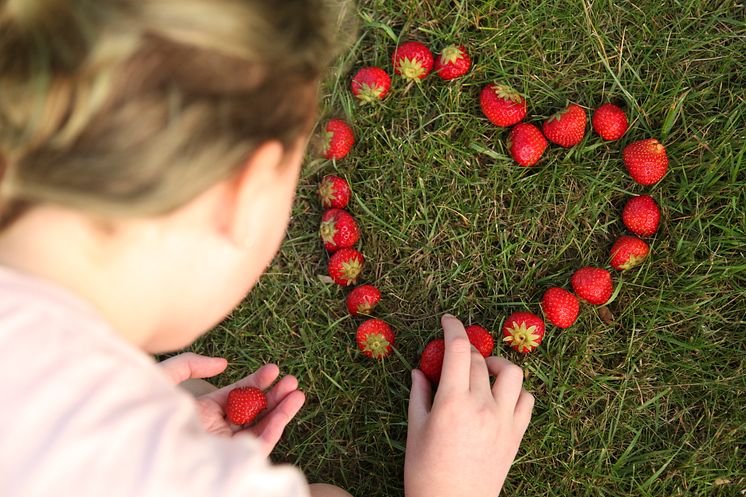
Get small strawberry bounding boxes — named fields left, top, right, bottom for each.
left=356, top=319, right=395, bottom=359
left=541, top=288, right=580, bottom=329
left=543, top=104, right=587, bottom=148
left=571, top=267, right=614, bottom=305
left=434, top=44, right=471, bottom=80
left=351, top=66, right=391, bottom=104
left=592, top=103, right=628, bottom=141
left=622, top=194, right=661, bottom=237
left=328, top=248, right=364, bottom=286
left=318, top=175, right=351, bottom=209
left=610, top=235, right=650, bottom=270
left=465, top=324, right=494, bottom=358
left=346, top=284, right=381, bottom=316
left=480, top=84, right=527, bottom=127
left=502, top=312, right=546, bottom=354
left=419, top=338, right=445, bottom=384
left=623, top=138, right=669, bottom=185
left=321, top=119, right=354, bottom=160
left=225, top=387, right=267, bottom=425
left=320, top=209, right=359, bottom=252
left=392, top=41, right=434, bottom=80
left=508, top=123, right=548, bottom=167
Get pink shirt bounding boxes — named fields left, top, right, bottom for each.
left=0, top=267, right=309, bottom=497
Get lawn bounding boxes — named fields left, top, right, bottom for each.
left=189, top=1, right=745, bottom=495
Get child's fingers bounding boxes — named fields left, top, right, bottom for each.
left=468, top=347, right=491, bottom=396
left=514, top=389, right=535, bottom=431
left=408, top=369, right=433, bottom=428
left=263, top=375, right=300, bottom=411
left=208, top=364, right=280, bottom=405
left=437, top=314, right=472, bottom=395
left=250, top=390, right=306, bottom=456
left=159, top=353, right=228, bottom=384
left=485, top=356, right=524, bottom=412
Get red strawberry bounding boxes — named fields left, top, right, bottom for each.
left=320, top=209, right=359, bottom=252
left=622, top=194, right=661, bottom=237
left=623, top=138, right=669, bottom=185
left=321, top=119, right=354, bottom=160
left=318, top=175, right=351, bottom=209
left=346, top=284, right=381, bottom=316
left=392, top=41, right=434, bottom=80
left=434, top=44, right=471, bottom=80
left=502, top=312, right=545, bottom=354
left=592, top=103, right=628, bottom=141
left=419, top=339, right=445, bottom=384
left=480, top=84, right=527, bottom=127
left=356, top=319, right=395, bottom=359
left=543, top=104, right=587, bottom=148
left=508, top=123, right=548, bottom=167
left=541, top=288, right=580, bottom=329
left=610, top=235, right=650, bottom=270
left=351, top=66, right=391, bottom=104
left=225, top=387, right=267, bottom=425
left=465, top=325, right=494, bottom=357
left=571, top=267, right=614, bottom=305
left=328, top=248, right=364, bottom=286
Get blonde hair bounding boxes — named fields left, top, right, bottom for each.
left=0, top=0, right=351, bottom=226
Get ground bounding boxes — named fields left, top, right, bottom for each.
left=190, top=1, right=745, bottom=495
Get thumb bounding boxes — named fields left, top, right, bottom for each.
left=159, top=353, right=229, bottom=384
left=408, top=369, right=432, bottom=429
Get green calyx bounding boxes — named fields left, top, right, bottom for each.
left=341, top=258, right=362, bottom=283
left=493, top=85, right=523, bottom=103
left=320, top=219, right=338, bottom=245
left=502, top=322, right=540, bottom=352
left=363, top=333, right=391, bottom=359
left=356, top=83, right=385, bottom=104
left=440, top=45, right=463, bottom=65
left=398, top=57, right=426, bottom=80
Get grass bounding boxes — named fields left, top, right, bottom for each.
left=188, top=1, right=745, bottom=495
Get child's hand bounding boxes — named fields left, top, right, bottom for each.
left=159, top=353, right=305, bottom=457
left=404, top=315, right=534, bottom=497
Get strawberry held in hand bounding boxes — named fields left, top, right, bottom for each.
left=502, top=312, right=545, bottom=353
left=419, top=338, right=445, bottom=384
left=328, top=248, right=364, bottom=286
left=318, top=175, right=351, bottom=209
left=480, top=84, right=527, bottom=127
left=610, top=235, right=650, bottom=270
left=592, top=103, right=628, bottom=141
left=623, top=138, right=669, bottom=185
left=571, top=267, right=614, bottom=305
left=465, top=324, right=494, bottom=357
left=321, top=119, right=354, bottom=160
left=346, top=284, right=381, bottom=316
left=543, top=104, right=587, bottom=148
left=392, top=41, right=434, bottom=80
left=541, top=288, right=580, bottom=329
left=351, top=66, right=391, bottom=104
left=225, top=387, right=267, bottom=425
left=434, top=44, right=471, bottom=80
left=622, top=195, right=660, bottom=237
left=320, top=209, right=359, bottom=252
left=508, top=123, right=548, bottom=167
left=356, top=319, right=395, bottom=359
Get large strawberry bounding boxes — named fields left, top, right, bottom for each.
left=356, top=319, right=395, bottom=359
left=392, top=41, right=434, bottom=80
left=622, top=194, right=660, bottom=237
left=321, top=119, right=354, bottom=160
left=508, top=123, right=548, bottom=167
left=434, top=44, right=471, bottom=80
left=623, top=138, right=669, bottom=185
left=320, top=209, right=359, bottom=252
left=502, top=312, right=545, bottom=354
left=346, top=284, right=381, bottom=316
left=318, top=175, right=351, bottom=209
left=419, top=338, right=445, bottom=384
left=543, top=104, right=587, bottom=148
left=225, top=387, right=267, bottom=425
left=541, top=288, right=580, bottom=329
left=480, top=84, right=527, bottom=127
left=610, top=235, right=650, bottom=270
left=592, top=103, right=628, bottom=141
left=571, top=267, right=614, bottom=305
left=328, top=248, right=364, bottom=286
left=351, top=66, right=391, bottom=104
left=465, top=324, right=494, bottom=357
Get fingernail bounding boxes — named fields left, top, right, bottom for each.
left=443, top=313, right=455, bottom=319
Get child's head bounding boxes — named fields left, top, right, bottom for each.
left=0, top=0, right=350, bottom=351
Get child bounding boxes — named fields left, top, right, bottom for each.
left=0, top=1, right=533, bottom=496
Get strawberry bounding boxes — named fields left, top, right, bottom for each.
left=318, top=175, right=351, bottom=209
left=321, top=119, right=354, bottom=160
left=502, top=312, right=545, bottom=354
left=419, top=338, right=445, bottom=384
left=465, top=324, right=494, bottom=357
left=622, top=194, right=660, bottom=237
left=434, top=44, right=471, bottom=80
left=392, top=41, right=434, bottom=80
left=346, top=284, right=381, bottom=316
left=622, top=138, right=669, bottom=185
left=351, top=66, right=391, bottom=104
left=571, top=267, right=614, bottom=305
left=480, top=84, right=527, bottom=127
left=592, top=103, right=628, bottom=141
left=610, top=235, right=650, bottom=270
left=543, top=104, right=587, bottom=148
left=327, top=248, right=364, bottom=286
left=356, top=319, right=395, bottom=359
left=225, top=387, right=267, bottom=425
left=541, top=288, right=580, bottom=329
left=320, top=209, right=359, bottom=252
left=508, top=123, right=548, bottom=167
